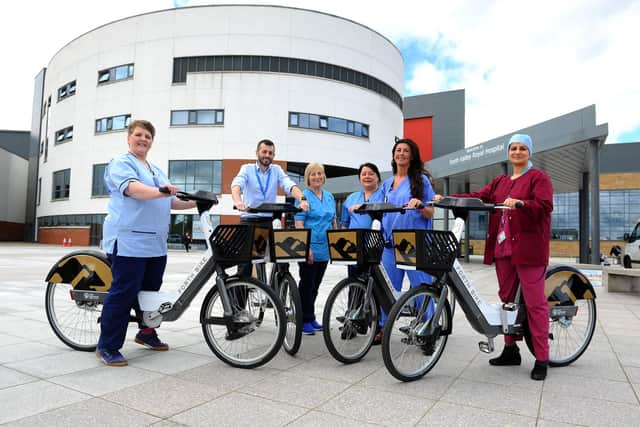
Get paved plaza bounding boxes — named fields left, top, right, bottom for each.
left=1, top=242, right=639, bottom=426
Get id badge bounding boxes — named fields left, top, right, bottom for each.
left=497, top=231, right=506, bottom=244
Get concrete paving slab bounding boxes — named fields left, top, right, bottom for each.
left=7, top=397, right=161, bottom=426
left=49, top=364, right=164, bottom=396
left=540, top=391, right=640, bottom=426
left=175, top=360, right=277, bottom=391
left=441, top=378, right=541, bottom=418
left=318, top=384, right=436, bottom=426
left=102, top=376, right=224, bottom=418
left=544, top=369, right=639, bottom=405
left=6, top=349, right=110, bottom=378
left=0, top=380, right=90, bottom=424
left=0, top=365, right=38, bottom=389
left=417, top=401, right=537, bottom=426
left=288, top=410, right=377, bottom=426
left=126, top=349, right=213, bottom=375
left=239, top=371, right=350, bottom=408
left=169, top=392, right=307, bottom=426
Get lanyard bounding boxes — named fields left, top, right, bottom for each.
left=255, top=166, right=272, bottom=198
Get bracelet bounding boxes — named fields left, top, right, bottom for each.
left=300, top=196, right=307, bottom=201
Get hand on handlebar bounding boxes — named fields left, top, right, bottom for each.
left=502, top=198, right=525, bottom=209
left=406, top=198, right=424, bottom=209
left=159, top=185, right=178, bottom=196
left=432, top=194, right=444, bottom=202
left=234, top=202, right=248, bottom=211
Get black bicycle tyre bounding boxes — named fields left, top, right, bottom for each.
left=200, top=276, right=286, bottom=369
left=45, top=281, right=102, bottom=352
left=524, top=269, right=597, bottom=367
left=322, top=278, right=378, bottom=364
left=277, top=272, right=303, bottom=356
left=382, top=285, right=450, bottom=382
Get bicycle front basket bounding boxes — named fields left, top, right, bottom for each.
left=392, top=229, right=459, bottom=274
left=210, top=224, right=269, bottom=265
left=327, top=229, right=384, bottom=265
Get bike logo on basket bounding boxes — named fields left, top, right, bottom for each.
left=275, top=234, right=308, bottom=258
left=395, top=238, right=417, bottom=263
left=330, top=236, right=358, bottom=260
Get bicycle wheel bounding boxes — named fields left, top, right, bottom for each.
left=45, top=281, right=103, bottom=351
left=525, top=270, right=597, bottom=367
left=322, top=278, right=378, bottom=364
left=275, top=271, right=303, bottom=356
left=382, top=285, right=450, bottom=382
left=200, top=276, right=286, bottom=369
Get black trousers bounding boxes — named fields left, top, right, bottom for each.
left=237, top=216, right=273, bottom=278
left=298, top=261, right=329, bottom=323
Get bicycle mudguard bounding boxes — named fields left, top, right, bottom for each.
left=545, top=265, right=596, bottom=306
left=45, top=250, right=112, bottom=292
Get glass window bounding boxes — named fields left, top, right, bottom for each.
left=169, top=160, right=222, bottom=193
left=37, top=178, right=42, bottom=206
left=319, top=117, right=328, bottom=129
left=197, top=110, right=215, bottom=125
left=55, top=126, right=73, bottom=144
left=112, top=115, right=127, bottom=130
left=95, top=115, right=130, bottom=133
left=171, top=111, right=189, bottom=125
left=299, top=113, right=309, bottom=128
left=92, top=164, right=108, bottom=196
left=308, top=114, right=319, bottom=129
left=328, top=117, right=347, bottom=133
left=289, top=113, right=299, bottom=127
left=170, top=109, right=224, bottom=126
left=52, top=169, right=71, bottom=200
left=98, top=63, right=133, bottom=84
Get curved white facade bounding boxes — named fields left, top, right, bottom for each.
left=36, top=5, right=404, bottom=228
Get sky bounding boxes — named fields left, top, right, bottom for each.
left=2, top=0, right=639, bottom=146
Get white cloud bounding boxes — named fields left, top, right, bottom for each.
left=1, top=0, right=638, bottom=145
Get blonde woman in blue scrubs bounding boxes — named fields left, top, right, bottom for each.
left=295, top=163, right=337, bottom=336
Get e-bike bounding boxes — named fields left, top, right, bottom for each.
left=381, top=197, right=597, bottom=381
left=44, top=190, right=286, bottom=369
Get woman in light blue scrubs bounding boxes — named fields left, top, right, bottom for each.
left=295, top=163, right=337, bottom=336
left=379, top=139, right=436, bottom=334
left=97, top=120, right=195, bottom=367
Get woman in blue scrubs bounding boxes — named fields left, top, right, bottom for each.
left=340, top=162, right=384, bottom=279
left=98, top=120, right=195, bottom=366
left=295, top=163, right=337, bottom=336
left=379, top=139, right=436, bottom=337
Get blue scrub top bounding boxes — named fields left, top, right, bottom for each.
left=381, top=174, right=435, bottom=244
left=102, top=152, right=172, bottom=257
left=294, top=188, right=336, bottom=262
left=340, top=188, right=385, bottom=229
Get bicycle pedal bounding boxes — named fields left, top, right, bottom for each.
left=478, top=338, right=495, bottom=353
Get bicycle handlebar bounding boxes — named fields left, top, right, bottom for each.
left=432, top=197, right=522, bottom=212
left=242, top=202, right=302, bottom=214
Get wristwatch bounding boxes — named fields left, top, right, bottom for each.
left=300, top=196, right=307, bottom=202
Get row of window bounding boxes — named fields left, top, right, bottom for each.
left=289, top=112, right=369, bottom=138
left=98, top=63, right=134, bottom=84
left=173, top=55, right=403, bottom=109
left=46, top=160, right=224, bottom=202
left=55, top=64, right=134, bottom=106
left=48, top=109, right=367, bottom=144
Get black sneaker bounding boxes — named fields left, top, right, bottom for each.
left=489, top=344, right=521, bottom=366
left=531, top=360, right=548, bottom=380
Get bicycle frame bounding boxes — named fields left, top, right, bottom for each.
left=138, top=201, right=261, bottom=326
